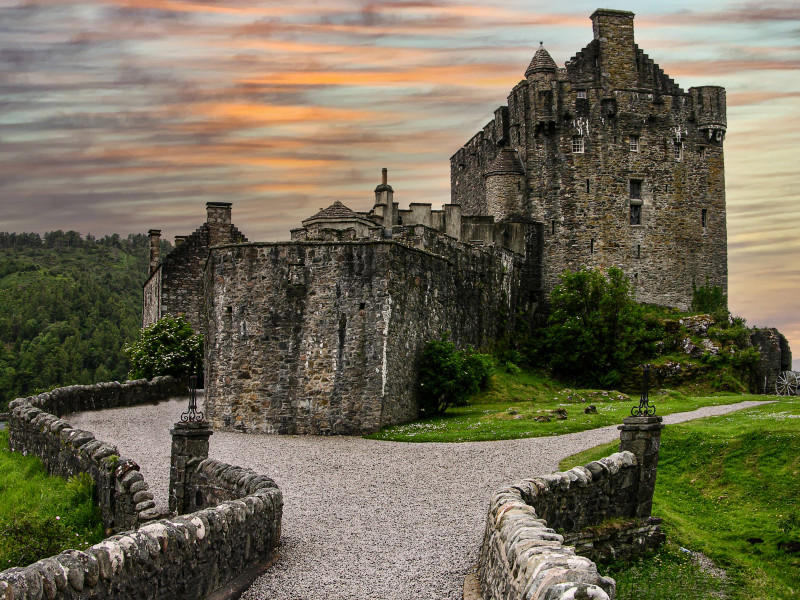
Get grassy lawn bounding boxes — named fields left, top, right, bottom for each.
left=560, top=397, right=800, bottom=600
left=366, top=369, right=765, bottom=442
left=0, top=430, right=105, bottom=568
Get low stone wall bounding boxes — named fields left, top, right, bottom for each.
left=1, top=381, right=283, bottom=600
left=478, top=453, right=640, bottom=600
left=564, top=516, right=666, bottom=563
left=17, top=376, right=185, bottom=418
left=0, top=484, right=282, bottom=599
left=479, top=416, right=665, bottom=600
left=6, top=378, right=184, bottom=533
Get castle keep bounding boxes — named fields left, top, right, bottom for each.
left=452, top=8, right=727, bottom=307
left=143, top=10, right=731, bottom=434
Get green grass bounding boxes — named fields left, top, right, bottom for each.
left=0, top=430, right=105, bottom=568
left=366, top=369, right=765, bottom=442
left=560, top=397, right=800, bottom=600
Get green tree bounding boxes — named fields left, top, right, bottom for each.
left=544, top=267, right=646, bottom=387
left=418, top=334, right=493, bottom=415
left=124, top=315, right=203, bottom=382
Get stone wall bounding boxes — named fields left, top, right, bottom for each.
left=0, top=485, right=282, bottom=600
left=143, top=204, right=247, bottom=333
left=478, top=417, right=665, bottom=600
left=450, top=9, right=727, bottom=311
left=1, top=381, right=283, bottom=600
left=15, top=376, right=185, bottom=418
left=7, top=377, right=183, bottom=532
left=204, top=227, right=539, bottom=435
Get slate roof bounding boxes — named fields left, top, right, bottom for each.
left=525, top=43, right=557, bottom=76
left=485, top=147, right=525, bottom=177
left=302, top=201, right=373, bottom=225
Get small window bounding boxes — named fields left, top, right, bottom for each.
left=629, top=135, right=639, bottom=152
left=577, top=90, right=587, bottom=99
left=699, top=146, right=706, bottom=159
left=630, top=180, right=642, bottom=199
left=586, top=179, right=590, bottom=193
left=572, top=136, right=584, bottom=154
left=637, top=244, right=641, bottom=258
left=590, top=238, right=595, bottom=254
left=630, top=204, right=642, bottom=225
left=674, top=142, right=683, bottom=161
left=551, top=220, right=555, bottom=235
left=702, top=209, right=708, bottom=228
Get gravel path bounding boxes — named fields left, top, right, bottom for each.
left=68, top=398, right=770, bottom=600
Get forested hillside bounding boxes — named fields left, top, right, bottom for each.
left=0, top=231, right=171, bottom=410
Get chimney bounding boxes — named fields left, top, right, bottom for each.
left=374, top=167, right=394, bottom=208
left=590, top=9, right=637, bottom=90
left=175, top=235, right=188, bottom=247
left=148, top=229, right=161, bottom=275
left=206, top=202, right=232, bottom=225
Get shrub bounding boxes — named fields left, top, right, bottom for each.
left=418, top=335, right=494, bottom=415
left=542, top=267, right=648, bottom=387
left=124, top=315, right=203, bottom=381
left=691, top=280, right=727, bottom=315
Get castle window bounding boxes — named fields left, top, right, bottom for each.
left=630, top=179, right=642, bottom=199
left=577, top=90, right=587, bottom=99
left=699, top=147, right=706, bottom=159
left=629, top=135, right=640, bottom=152
left=586, top=179, right=590, bottom=193
left=674, top=142, right=683, bottom=161
left=572, top=136, right=584, bottom=153
left=702, top=209, right=708, bottom=228
left=637, top=244, right=641, bottom=258
left=590, top=238, right=595, bottom=254
left=551, top=220, right=556, bottom=235
left=630, top=203, right=642, bottom=225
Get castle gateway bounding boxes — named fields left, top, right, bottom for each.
left=144, top=9, right=728, bottom=434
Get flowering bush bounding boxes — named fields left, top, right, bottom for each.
left=124, top=315, right=203, bottom=381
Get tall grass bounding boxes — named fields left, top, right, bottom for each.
left=0, top=430, right=105, bottom=568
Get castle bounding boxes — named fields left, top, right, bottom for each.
left=143, top=9, right=730, bottom=435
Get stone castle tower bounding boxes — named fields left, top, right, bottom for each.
left=451, top=9, right=727, bottom=309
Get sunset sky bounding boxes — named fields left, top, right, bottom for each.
left=1, top=1, right=798, bottom=366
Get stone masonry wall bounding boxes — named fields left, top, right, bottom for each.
left=2, top=380, right=283, bottom=600
left=751, top=328, right=794, bottom=393
left=204, top=229, right=538, bottom=435
left=0, top=484, right=282, bottom=600
left=477, top=456, right=636, bottom=600
left=479, top=416, right=666, bottom=600
left=7, top=377, right=183, bottom=532
left=143, top=222, right=247, bottom=333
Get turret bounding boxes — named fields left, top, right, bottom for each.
left=690, top=86, right=727, bottom=143
left=484, top=146, right=526, bottom=221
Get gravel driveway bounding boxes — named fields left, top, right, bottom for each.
left=68, top=398, right=769, bottom=600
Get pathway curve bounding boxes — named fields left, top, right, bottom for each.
left=69, top=399, right=770, bottom=600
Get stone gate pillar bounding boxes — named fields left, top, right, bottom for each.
left=169, top=421, right=213, bottom=514
left=618, top=415, right=664, bottom=518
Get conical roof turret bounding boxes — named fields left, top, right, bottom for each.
left=484, top=146, right=525, bottom=177
left=525, top=42, right=557, bottom=76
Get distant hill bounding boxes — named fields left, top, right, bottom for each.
left=0, top=231, right=171, bottom=410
